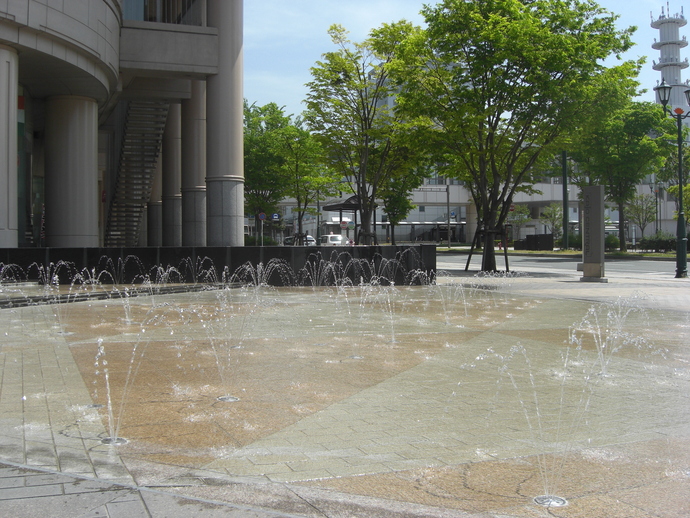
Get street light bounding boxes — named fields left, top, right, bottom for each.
left=654, top=78, right=689, bottom=278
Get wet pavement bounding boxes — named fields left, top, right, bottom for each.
left=0, top=256, right=689, bottom=517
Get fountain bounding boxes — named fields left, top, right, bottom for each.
left=463, top=290, right=682, bottom=510
left=0, top=254, right=688, bottom=517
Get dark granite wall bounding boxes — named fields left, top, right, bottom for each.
left=0, top=245, right=436, bottom=286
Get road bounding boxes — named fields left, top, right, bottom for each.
left=437, top=252, right=678, bottom=280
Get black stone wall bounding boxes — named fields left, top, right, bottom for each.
left=0, top=245, right=436, bottom=286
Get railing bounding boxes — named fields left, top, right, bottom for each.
left=653, top=57, right=690, bottom=66
left=122, top=0, right=206, bottom=26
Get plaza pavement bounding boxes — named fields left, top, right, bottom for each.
left=0, top=254, right=688, bottom=517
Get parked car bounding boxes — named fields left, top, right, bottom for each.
left=284, top=235, right=316, bottom=246
left=320, top=234, right=346, bottom=246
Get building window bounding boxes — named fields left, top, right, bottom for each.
left=122, top=0, right=204, bottom=26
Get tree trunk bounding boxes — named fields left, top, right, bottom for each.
left=481, top=230, right=497, bottom=272
left=297, top=215, right=304, bottom=245
left=390, top=224, right=396, bottom=246
left=359, top=208, right=378, bottom=245
left=618, top=202, right=627, bottom=252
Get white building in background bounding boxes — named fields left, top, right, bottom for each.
left=0, top=0, right=245, bottom=249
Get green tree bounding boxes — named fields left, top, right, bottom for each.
left=626, top=193, right=656, bottom=238
left=277, top=119, right=340, bottom=244
left=539, top=203, right=563, bottom=240
left=569, top=101, right=675, bottom=251
left=506, top=204, right=531, bottom=241
left=305, top=22, right=423, bottom=244
left=656, top=140, right=690, bottom=188
left=379, top=167, right=427, bottom=245
left=244, top=101, right=291, bottom=233
left=391, top=0, right=636, bottom=270
left=666, top=183, right=690, bottom=234
left=657, top=138, right=690, bottom=236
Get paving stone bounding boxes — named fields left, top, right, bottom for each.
left=0, top=268, right=689, bottom=517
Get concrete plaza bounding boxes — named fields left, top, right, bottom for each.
left=0, top=258, right=688, bottom=517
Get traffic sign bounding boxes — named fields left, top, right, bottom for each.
left=340, top=221, right=348, bottom=229
left=347, top=221, right=355, bottom=230
left=271, top=213, right=280, bottom=221
left=258, top=212, right=266, bottom=220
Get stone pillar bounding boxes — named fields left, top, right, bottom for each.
left=581, top=185, right=607, bottom=282
left=147, top=154, right=163, bottom=246
left=0, top=45, right=18, bottom=248
left=206, top=0, right=244, bottom=246
left=44, top=96, right=99, bottom=247
left=181, top=80, right=207, bottom=246
left=162, top=103, right=182, bottom=246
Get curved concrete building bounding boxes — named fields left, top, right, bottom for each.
left=0, top=0, right=244, bottom=248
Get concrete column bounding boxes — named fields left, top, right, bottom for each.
left=181, top=80, right=207, bottom=246
left=162, top=103, right=182, bottom=246
left=0, top=45, right=18, bottom=248
left=206, top=0, right=244, bottom=246
left=147, top=154, right=163, bottom=246
left=44, top=96, right=99, bottom=247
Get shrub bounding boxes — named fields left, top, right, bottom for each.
left=244, top=235, right=278, bottom=246
left=557, top=233, right=581, bottom=250
left=604, top=234, right=619, bottom=251
left=638, top=231, right=676, bottom=253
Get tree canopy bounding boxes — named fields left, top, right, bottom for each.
left=569, top=101, right=675, bottom=250
left=277, top=119, right=340, bottom=243
left=666, top=183, right=690, bottom=234
left=539, top=203, right=563, bottom=239
left=391, top=0, right=637, bottom=270
left=626, top=193, right=657, bottom=238
left=244, top=101, right=291, bottom=227
left=506, top=204, right=531, bottom=241
left=379, top=166, right=428, bottom=245
left=305, top=22, right=428, bottom=244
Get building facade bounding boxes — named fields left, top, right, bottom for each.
left=0, top=0, right=245, bottom=249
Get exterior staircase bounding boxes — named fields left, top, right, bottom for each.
left=105, top=100, right=169, bottom=247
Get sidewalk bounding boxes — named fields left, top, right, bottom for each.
left=0, top=461, right=293, bottom=518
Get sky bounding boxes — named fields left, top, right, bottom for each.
left=243, top=0, right=678, bottom=118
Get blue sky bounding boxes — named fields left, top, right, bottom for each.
left=244, top=0, right=678, bottom=118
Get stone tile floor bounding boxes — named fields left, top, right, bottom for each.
left=0, top=267, right=688, bottom=517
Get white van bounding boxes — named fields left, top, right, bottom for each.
left=320, top=234, right=346, bottom=246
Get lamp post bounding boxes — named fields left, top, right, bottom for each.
left=654, top=79, right=689, bottom=278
